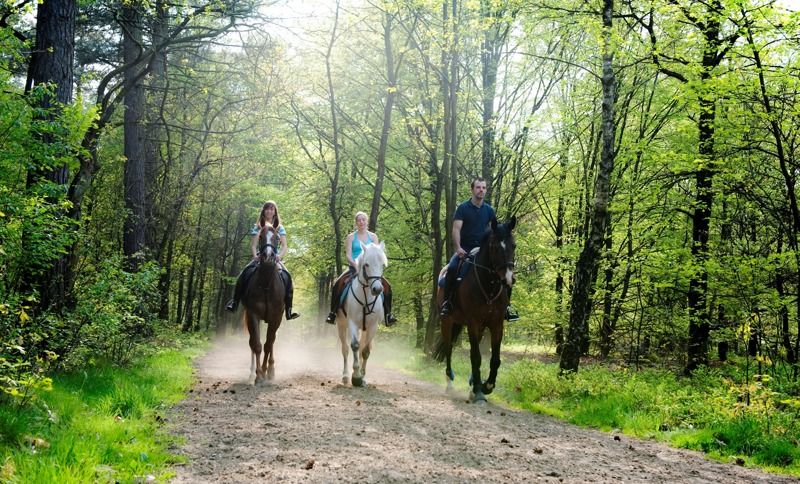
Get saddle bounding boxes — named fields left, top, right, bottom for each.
left=437, top=250, right=478, bottom=288
left=332, top=271, right=385, bottom=317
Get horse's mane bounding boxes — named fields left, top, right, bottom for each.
left=478, top=219, right=513, bottom=248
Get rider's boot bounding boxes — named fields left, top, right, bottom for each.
left=225, top=299, right=238, bottom=312
left=326, top=279, right=341, bottom=324
left=440, top=268, right=458, bottom=316
left=225, top=266, right=249, bottom=312
left=382, top=280, right=397, bottom=326
left=504, top=286, right=518, bottom=321
left=283, top=270, right=300, bottom=320
left=505, top=306, right=519, bottom=322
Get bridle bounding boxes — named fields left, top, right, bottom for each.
left=348, top=256, right=384, bottom=329
left=258, top=225, right=279, bottom=261
left=470, top=231, right=515, bottom=304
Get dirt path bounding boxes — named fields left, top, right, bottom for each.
left=169, top=324, right=796, bottom=483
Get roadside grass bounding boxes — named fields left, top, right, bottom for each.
left=0, top=338, right=206, bottom=483
left=391, top=346, right=800, bottom=478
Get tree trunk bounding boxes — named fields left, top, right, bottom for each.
left=23, top=0, right=77, bottom=311
left=560, top=0, right=616, bottom=373
left=479, top=0, right=513, bottom=207
left=745, top=25, right=799, bottom=366
left=369, top=11, right=397, bottom=232
left=122, top=4, right=147, bottom=270
left=326, top=1, right=344, bottom=276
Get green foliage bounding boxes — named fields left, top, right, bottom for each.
left=0, top=294, right=56, bottom=408
left=66, top=256, right=164, bottom=367
left=0, top=344, right=203, bottom=483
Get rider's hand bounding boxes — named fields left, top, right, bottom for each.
left=456, top=247, right=467, bottom=258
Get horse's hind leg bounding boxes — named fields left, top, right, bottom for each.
left=483, top=322, right=504, bottom=395
left=441, top=319, right=456, bottom=393
left=337, top=318, right=349, bottom=384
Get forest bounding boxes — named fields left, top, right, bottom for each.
left=1, top=0, right=800, bottom=478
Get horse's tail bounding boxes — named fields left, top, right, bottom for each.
left=432, top=322, right=463, bottom=362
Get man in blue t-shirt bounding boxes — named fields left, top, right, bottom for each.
left=440, top=177, right=519, bottom=321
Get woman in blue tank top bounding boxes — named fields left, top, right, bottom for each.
left=325, top=211, right=397, bottom=326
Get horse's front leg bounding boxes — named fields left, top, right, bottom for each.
left=467, top=327, right=485, bottom=403
left=337, top=317, right=349, bottom=385
left=348, top=319, right=363, bottom=387
left=358, top=318, right=378, bottom=386
left=264, top=323, right=277, bottom=381
left=246, top=312, right=264, bottom=384
left=483, top=321, right=504, bottom=395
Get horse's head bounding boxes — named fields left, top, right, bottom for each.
left=356, top=242, right=387, bottom=296
left=258, top=224, right=280, bottom=265
left=487, top=215, right=517, bottom=287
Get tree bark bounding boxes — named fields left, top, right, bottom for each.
left=121, top=3, right=147, bottom=270
left=560, top=0, right=616, bottom=373
left=369, top=11, right=398, bottom=232
left=23, top=0, right=77, bottom=311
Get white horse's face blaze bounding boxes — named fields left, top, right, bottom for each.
left=260, top=226, right=277, bottom=262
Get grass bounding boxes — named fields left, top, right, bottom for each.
left=391, top=345, right=800, bottom=478
left=0, top=339, right=206, bottom=483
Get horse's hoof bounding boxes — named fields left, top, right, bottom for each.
left=482, top=382, right=495, bottom=395
left=351, top=376, right=364, bottom=387
left=447, top=368, right=455, bottom=381
left=472, top=392, right=487, bottom=404
left=267, top=368, right=275, bottom=380
left=341, top=376, right=348, bottom=385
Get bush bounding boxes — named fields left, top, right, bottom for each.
left=66, top=256, right=163, bottom=367
left=0, top=296, right=56, bottom=407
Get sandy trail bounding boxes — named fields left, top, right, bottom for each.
left=169, top=322, right=796, bottom=483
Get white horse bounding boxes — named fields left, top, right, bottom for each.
left=336, top=242, right=387, bottom=387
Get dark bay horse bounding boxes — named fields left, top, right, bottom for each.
left=242, top=223, right=285, bottom=384
left=436, top=216, right=516, bottom=403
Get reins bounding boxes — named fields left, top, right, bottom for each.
left=469, top=237, right=514, bottom=305
left=348, top=263, right=382, bottom=330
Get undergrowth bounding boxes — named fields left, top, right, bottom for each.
left=0, top=336, right=206, bottom=483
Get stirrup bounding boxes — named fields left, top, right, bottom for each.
left=505, top=306, right=519, bottom=322
left=325, top=312, right=336, bottom=324
left=440, top=301, right=452, bottom=316
left=385, top=313, right=397, bottom=327
left=225, top=299, right=237, bottom=312
left=286, top=309, right=300, bottom=320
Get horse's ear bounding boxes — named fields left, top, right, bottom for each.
left=491, top=217, right=498, bottom=231
left=508, top=215, right=517, bottom=231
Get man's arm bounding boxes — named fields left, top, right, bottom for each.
left=452, top=219, right=466, bottom=257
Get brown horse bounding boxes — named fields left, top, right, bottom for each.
left=435, top=216, right=516, bottom=403
left=241, top=223, right=285, bottom=384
